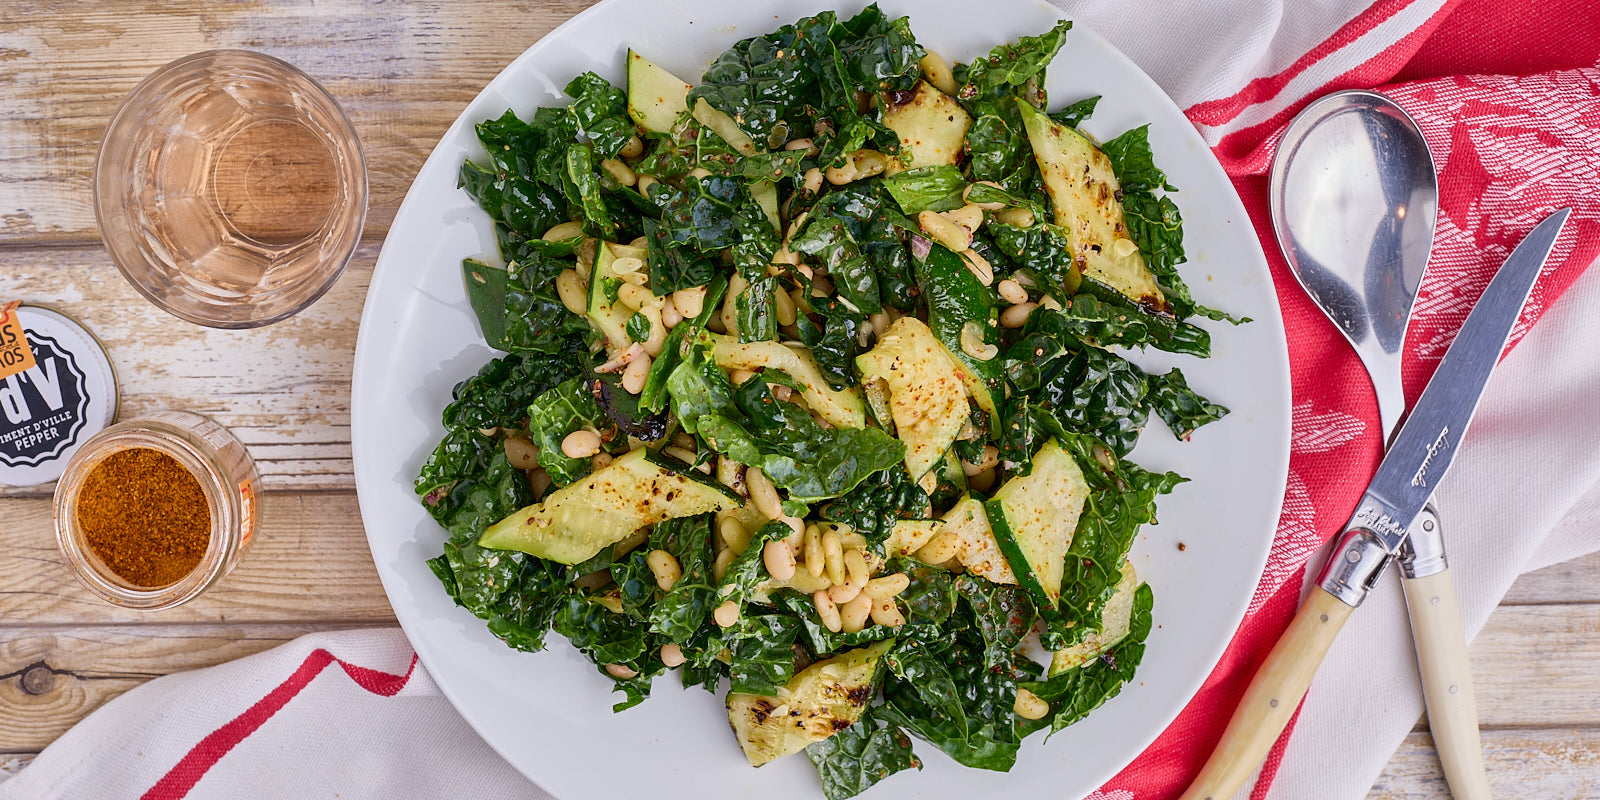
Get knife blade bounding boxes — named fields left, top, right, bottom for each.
left=1179, top=207, right=1569, bottom=800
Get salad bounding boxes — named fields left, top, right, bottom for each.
left=416, top=6, right=1234, bottom=798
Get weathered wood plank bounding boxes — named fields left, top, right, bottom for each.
left=1369, top=728, right=1600, bottom=799
left=0, top=491, right=398, bottom=625
left=0, top=622, right=376, bottom=752
left=1501, top=549, right=1600, bottom=606
left=0, top=243, right=372, bottom=496
left=0, top=0, right=600, bottom=245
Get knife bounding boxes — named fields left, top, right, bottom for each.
left=1400, top=504, right=1493, bottom=799
left=1179, top=207, right=1570, bottom=800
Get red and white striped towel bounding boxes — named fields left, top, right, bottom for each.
left=4, top=1, right=1597, bottom=798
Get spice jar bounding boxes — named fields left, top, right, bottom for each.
left=53, top=410, right=260, bottom=609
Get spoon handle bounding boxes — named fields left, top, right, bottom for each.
left=1178, top=587, right=1354, bottom=800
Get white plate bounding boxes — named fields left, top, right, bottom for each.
left=351, top=1, right=1290, bottom=797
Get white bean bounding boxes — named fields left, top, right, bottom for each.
left=659, top=643, right=686, bottom=668
left=962, top=445, right=1000, bottom=476
left=864, top=573, right=911, bottom=599
left=543, top=220, right=584, bottom=241
left=502, top=436, right=540, bottom=470
left=605, top=663, right=639, bottom=679
left=917, top=210, right=972, bottom=252
left=660, top=296, right=682, bottom=329
left=915, top=529, right=960, bottom=565
left=869, top=596, right=905, bottom=627
left=960, top=248, right=995, bottom=286
left=943, top=203, right=985, bottom=235
left=561, top=430, right=601, bottom=459
left=1000, top=302, right=1038, bottom=329
left=996, top=278, right=1029, bottom=305
left=621, top=352, right=651, bottom=394
left=746, top=467, right=782, bottom=520
left=714, top=600, right=741, bottom=628
left=963, top=181, right=1007, bottom=211
left=763, top=539, right=797, bottom=581
left=713, top=547, right=735, bottom=582
left=813, top=590, right=843, bottom=633
left=773, top=287, right=797, bottom=327
left=646, top=549, right=682, bottom=591
left=556, top=269, right=588, bottom=315
left=840, top=591, right=873, bottom=633
left=672, top=286, right=706, bottom=318
left=619, top=135, right=645, bottom=160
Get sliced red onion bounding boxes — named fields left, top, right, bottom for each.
left=910, top=233, right=932, bottom=259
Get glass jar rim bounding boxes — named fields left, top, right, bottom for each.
left=53, top=416, right=243, bottom=610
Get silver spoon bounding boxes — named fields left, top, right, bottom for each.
left=1270, top=90, right=1492, bottom=800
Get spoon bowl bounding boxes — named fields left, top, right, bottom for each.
left=1269, top=90, right=1438, bottom=436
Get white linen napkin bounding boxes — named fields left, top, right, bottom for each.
left=5, top=2, right=1596, bottom=799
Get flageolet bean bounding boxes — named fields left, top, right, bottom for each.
left=719, top=516, right=751, bottom=555
left=1014, top=687, right=1050, bottom=720
left=821, top=529, right=845, bottom=586
left=803, top=524, right=826, bottom=577
left=994, top=206, right=1035, bottom=228
left=918, top=51, right=957, bottom=96
left=600, top=158, right=637, bottom=187
left=561, top=430, right=601, bottom=459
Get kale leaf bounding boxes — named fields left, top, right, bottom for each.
left=1023, top=583, right=1154, bottom=733
left=805, top=706, right=922, bottom=800
left=819, top=465, right=929, bottom=554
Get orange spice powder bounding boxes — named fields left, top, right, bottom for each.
left=76, top=447, right=211, bottom=587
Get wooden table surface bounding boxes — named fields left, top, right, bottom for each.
left=2, top=2, right=1596, bottom=797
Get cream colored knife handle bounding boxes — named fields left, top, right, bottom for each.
left=1403, top=568, right=1492, bottom=800
left=1179, top=588, right=1354, bottom=800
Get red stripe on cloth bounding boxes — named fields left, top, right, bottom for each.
left=1185, top=0, right=1440, bottom=128
left=141, top=649, right=418, bottom=800
left=1207, top=2, right=1461, bottom=175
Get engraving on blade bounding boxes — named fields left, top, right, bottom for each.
left=1410, top=426, right=1450, bottom=488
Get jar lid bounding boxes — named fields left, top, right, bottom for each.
left=0, top=304, right=118, bottom=486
